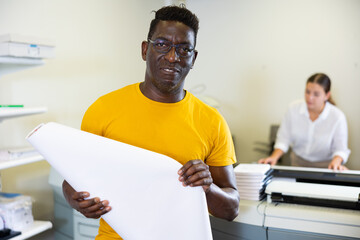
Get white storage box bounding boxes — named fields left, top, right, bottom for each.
left=0, top=34, right=55, bottom=46
left=0, top=192, right=34, bottom=231
left=0, top=34, right=55, bottom=58
left=0, top=42, right=55, bottom=58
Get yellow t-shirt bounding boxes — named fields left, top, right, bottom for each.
left=81, top=83, right=236, bottom=239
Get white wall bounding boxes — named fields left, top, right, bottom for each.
left=0, top=0, right=165, bottom=222
left=0, top=0, right=359, bottom=224
left=186, top=0, right=360, bottom=169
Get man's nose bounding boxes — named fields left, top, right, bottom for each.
left=165, top=46, right=180, bottom=62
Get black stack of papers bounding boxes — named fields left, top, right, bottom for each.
left=234, top=164, right=273, bottom=201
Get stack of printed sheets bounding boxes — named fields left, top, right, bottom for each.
left=234, top=164, right=273, bottom=201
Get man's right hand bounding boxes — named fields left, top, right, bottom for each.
left=62, top=180, right=111, bottom=219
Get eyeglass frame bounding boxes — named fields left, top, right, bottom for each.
left=147, top=38, right=196, bottom=58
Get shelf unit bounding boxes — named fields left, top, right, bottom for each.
left=0, top=153, right=45, bottom=170
left=0, top=56, right=44, bottom=65
left=0, top=107, right=47, bottom=122
left=0, top=55, right=52, bottom=238
left=0, top=56, right=44, bottom=76
left=11, top=221, right=53, bottom=240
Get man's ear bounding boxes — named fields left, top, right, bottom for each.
left=141, top=41, right=148, bottom=61
left=191, top=50, right=198, bottom=68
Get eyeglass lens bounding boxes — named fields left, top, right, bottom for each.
left=149, top=39, right=194, bottom=57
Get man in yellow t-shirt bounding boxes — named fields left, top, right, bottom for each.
left=62, top=5, right=240, bottom=239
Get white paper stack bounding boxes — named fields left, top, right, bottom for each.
left=234, top=164, right=272, bottom=201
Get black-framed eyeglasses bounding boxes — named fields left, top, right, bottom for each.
left=148, top=39, right=195, bottom=58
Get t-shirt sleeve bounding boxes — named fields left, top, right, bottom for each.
left=205, top=114, right=236, bottom=167
left=81, top=97, right=107, bottom=136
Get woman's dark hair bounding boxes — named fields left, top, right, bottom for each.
left=307, top=73, right=335, bottom=105
left=147, top=4, right=199, bottom=46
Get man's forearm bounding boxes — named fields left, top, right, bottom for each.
left=206, top=183, right=240, bottom=221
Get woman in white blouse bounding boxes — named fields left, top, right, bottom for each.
left=259, top=73, right=350, bottom=170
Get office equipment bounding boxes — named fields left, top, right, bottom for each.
left=266, top=166, right=360, bottom=210
left=272, top=165, right=360, bottom=186
left=211, top=166, right=360, bottom=240
left=266, top=180, right=360, bottom=210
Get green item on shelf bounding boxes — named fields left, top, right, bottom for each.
left=0, top=105, right=24, bottom=107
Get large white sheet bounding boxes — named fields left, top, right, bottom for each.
left=26, top=122, right=212, bottom=240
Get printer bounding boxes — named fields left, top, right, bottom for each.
left=266, top=165, right=360, bottom=211
left=211, top=165, right=360, bottom=240
left=259, top=165, right=360, bottom=239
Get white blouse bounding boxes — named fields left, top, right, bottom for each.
left=274, top=99, right=351, bottom=163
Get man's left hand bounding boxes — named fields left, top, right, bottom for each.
left=178, top=159, right=213, bottom=193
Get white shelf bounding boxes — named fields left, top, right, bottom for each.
left=11, top=220, right=52, bottom=240
left=0, top=153, right=44, bottom=170
left=0, top=56, right=44, bottom=76
left=0, top=107, right=47, bottom=121
left=0, top=56, right=44, bottom=65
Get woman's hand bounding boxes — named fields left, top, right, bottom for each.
left=328, top=156, right=348, bottom=171
left=258, top=156, right=278, bottom=165
left=258, top=149, right=284, bottom=166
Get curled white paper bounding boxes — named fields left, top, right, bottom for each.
left=27, top=122, right=212, bottom=240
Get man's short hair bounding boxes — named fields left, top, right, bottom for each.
left=147, top=4, right=199, bottom=46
